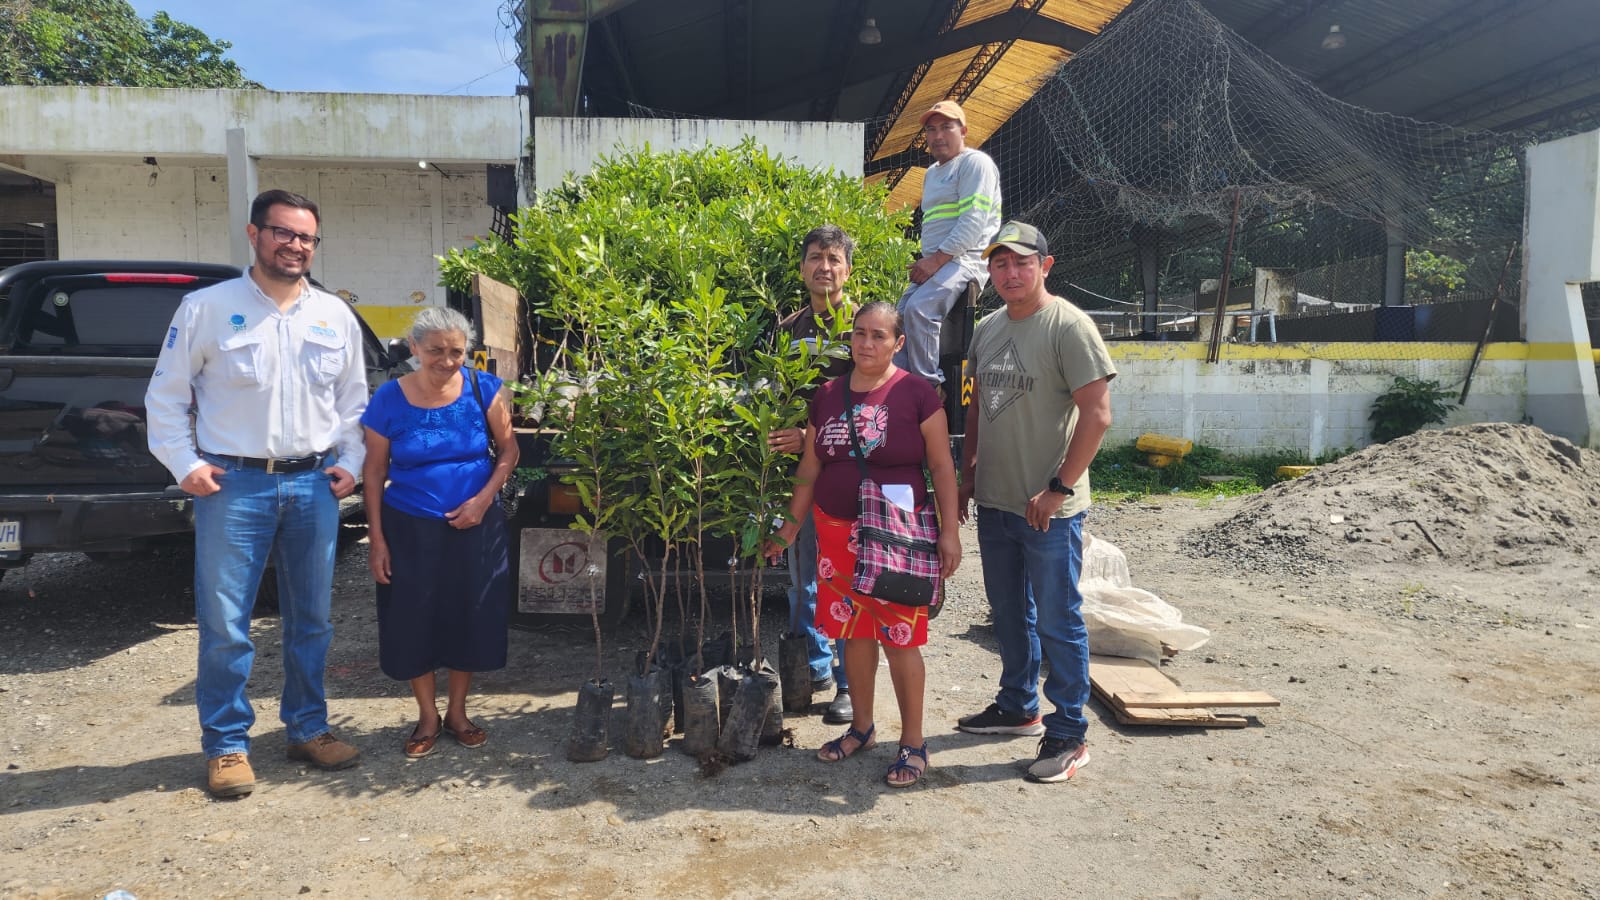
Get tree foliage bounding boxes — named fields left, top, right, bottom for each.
left=1, top=0, right=259, bottom=88
left=441, top=140, right=914, bottom=664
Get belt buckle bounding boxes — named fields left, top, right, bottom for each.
left=265, top=457, right=277, bottom=475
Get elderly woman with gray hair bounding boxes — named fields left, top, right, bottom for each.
left=361, top=307, right=518, bottom=758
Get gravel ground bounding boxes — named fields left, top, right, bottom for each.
left=2, top=457, right=1599, bottom=898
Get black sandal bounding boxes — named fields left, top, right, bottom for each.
left=816, top=723, right=876, bottom=762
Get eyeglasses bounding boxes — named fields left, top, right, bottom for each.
left=263, top=225, right=322, bottom=248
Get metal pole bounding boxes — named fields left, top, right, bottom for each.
left=1207, top=188, right=1243, bottom=364
left=1458, top=240, right=1519, bottom=405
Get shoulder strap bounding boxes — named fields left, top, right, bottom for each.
left=469, top=368, right=495, bottom=452
left=844, top=385, right=869, bottom=481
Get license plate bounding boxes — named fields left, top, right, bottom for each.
left=0, top=520, right=19, bottom=553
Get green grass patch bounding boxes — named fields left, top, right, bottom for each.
left=1090, top=441, right=1351, bottom=501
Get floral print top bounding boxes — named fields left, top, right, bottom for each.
left=807, top=369, right=941, bottom=520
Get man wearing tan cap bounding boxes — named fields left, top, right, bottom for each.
left=895, top=99, right=1003, bottom=390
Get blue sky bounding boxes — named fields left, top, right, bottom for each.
left=128, top=1, right=525, bottom=96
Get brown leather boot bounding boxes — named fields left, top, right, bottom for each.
left=206, top=752, right=255, bottom=798
left=286, top=732, right=361, bottom=770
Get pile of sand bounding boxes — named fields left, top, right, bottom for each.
left=1189, top=423, right=1600, bottom=574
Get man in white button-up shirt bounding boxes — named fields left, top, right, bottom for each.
left=147, top=189, right=369, bottom=798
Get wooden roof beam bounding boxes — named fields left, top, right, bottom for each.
left=700, top=6, right=1094, bottom=118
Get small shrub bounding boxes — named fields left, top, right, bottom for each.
left=1089, top=442, right=1346, bottom=498
left=1369, top=376, right=1456, bottom=443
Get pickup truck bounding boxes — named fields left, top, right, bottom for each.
left=0, top=260, right=391, bottom=592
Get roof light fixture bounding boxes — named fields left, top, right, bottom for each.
left=858, top=17, right=882, bottom=46
left=1321, top=24, right=1346, bottom=51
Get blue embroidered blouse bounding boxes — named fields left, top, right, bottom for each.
left=361, top=370, right=501, bottom=520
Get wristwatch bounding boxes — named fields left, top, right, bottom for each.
left=1047, top=477, right=1074, bottom=497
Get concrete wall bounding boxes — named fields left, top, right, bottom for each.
left=54, top=162, right=493, bottom=337
left=1521, top=128, right=1600, bottom=445
left=1103, top=342, right=1527, bottom=455
left=0, top=86, right=523, bottom=339
left=0, top=87, right=524, bottom=163
left=532, top=117, right=864, bottom=192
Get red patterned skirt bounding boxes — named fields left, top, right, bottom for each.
left=811, top=506, right=929, bottom=648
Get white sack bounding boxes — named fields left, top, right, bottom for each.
left=1081, top=532, right=1211, bottom=664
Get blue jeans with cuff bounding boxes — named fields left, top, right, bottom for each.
left=193, top=453, right=340, bottom=758
left=975, top=505, right=1090, bottom=742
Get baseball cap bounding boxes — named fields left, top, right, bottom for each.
left=919, top=100, right=967, bottom=128
left=982, top=221, right=1050, bottom=259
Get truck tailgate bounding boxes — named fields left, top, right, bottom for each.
left=0, top=355, right=171, bottom=489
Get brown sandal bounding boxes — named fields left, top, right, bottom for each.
left=404, top=722, right=440, bottom=759
left=444, top=719, right=488, bottom=749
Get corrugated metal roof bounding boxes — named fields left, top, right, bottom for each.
left=576, top=0, right=1600, bottom=214
left=869, top=0, right=1130, bottom=210
left=1195, top=0, right=1600, bottom=133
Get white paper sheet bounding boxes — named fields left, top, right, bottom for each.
left=882, top=483, right=915, bottom=511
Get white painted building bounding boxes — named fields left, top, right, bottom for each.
left=0, top=86, right=524, bottom=338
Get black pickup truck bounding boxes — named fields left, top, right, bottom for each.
left=0, top=260, right=391, bottom=589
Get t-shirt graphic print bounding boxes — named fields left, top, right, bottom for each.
left=817, top=403, right=888, bottom=458
left=976, top=339, right=1034, bottom=420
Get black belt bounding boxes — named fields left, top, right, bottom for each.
left=204, top=451, right=330, bottom=474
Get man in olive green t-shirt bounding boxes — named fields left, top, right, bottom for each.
left=955, top=221, right=1115, bottom=784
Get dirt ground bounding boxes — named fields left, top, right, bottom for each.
left=3, top=424, right=1599, bottom=899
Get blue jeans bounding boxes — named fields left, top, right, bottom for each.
left=193, top=455, right=340, bottom=758
left=975, top=505, right=1089, bottom=742
left=786, top=510, right=846, bottom=688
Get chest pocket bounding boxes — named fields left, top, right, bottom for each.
left=302, top=329, right=346, bottom=386
left=217, top=332, right=267, bottom=387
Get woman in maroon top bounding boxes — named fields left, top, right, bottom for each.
left=768, top=302, right=961, bottom=788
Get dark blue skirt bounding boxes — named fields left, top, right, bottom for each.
left=375, top=501, right=510, bottom=680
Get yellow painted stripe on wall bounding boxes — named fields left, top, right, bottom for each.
left=1104, top=342, right=1595, bottom=363
left=355, top=305, right=426, bottom=341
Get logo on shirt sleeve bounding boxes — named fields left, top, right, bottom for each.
left=165, top=327, right=178, bottom=348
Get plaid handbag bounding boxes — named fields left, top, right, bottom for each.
left=844, top=386, right=941, bottom=607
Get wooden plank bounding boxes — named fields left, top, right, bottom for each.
left=1109, top=704, right=1249, bottom=728
left=1088, top=654, right=1261, bottom=729
left=471, top=273, right=521, bottom=385
left=1088, top=654, right=1178, bottom=699
left=1114, top=690, right=1280, bottom=709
